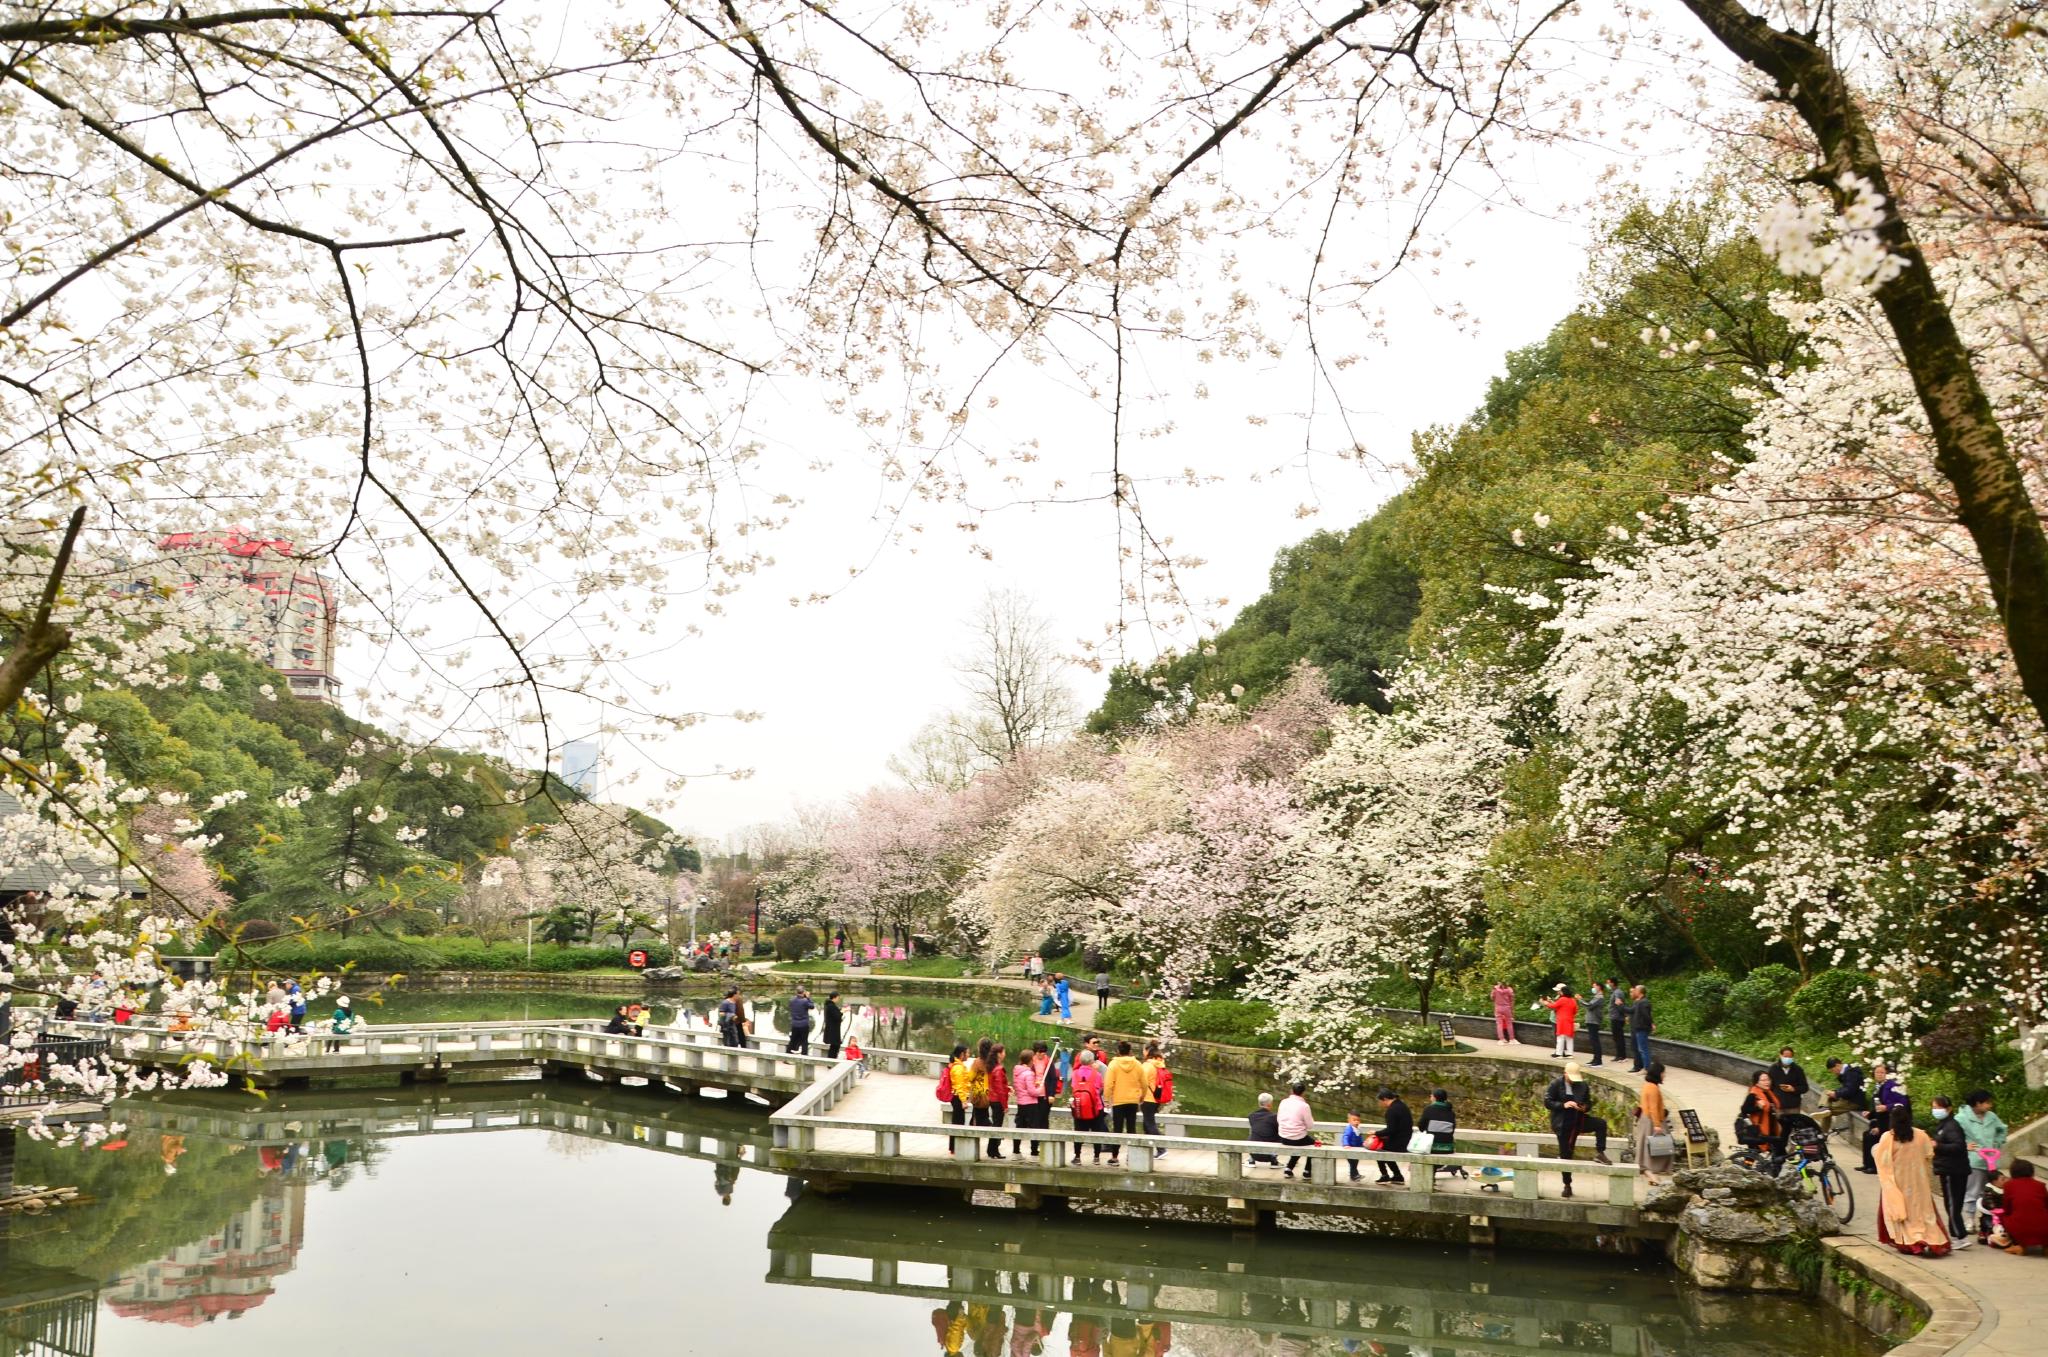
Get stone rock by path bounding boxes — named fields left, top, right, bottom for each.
left=1651, top=1161, right=1839, bottom=1291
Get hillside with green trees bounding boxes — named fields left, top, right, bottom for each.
left=16, top=646, right=697, bottom=949
left=1091, top=196, right=1806, bottom=731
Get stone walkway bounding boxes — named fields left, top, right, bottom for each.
left=1461, top=1034, right=2037, bottom=1357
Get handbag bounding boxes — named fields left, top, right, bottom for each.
left=1646, top=1131, right=1676, bottom=1158
left=1366, top=1134, right=1385, bottom=1151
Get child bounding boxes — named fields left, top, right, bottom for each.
left=1977, top=1169, right=2005, bottom=1245
left=1341, top=1111, right=1368, bottom=1182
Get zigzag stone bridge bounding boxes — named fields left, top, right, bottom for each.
left=68, top=1017, right=1658, bottom=1249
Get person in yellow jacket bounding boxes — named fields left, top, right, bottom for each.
left=1104, top=1041, right=1148, bottom=1153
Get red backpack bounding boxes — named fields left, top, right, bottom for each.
left=1154, top=1066, right=1175, bottom=1107
left=1072, top=1076, right=1101, bottom=1121
left=935, top=1065, right=955, bottom=1102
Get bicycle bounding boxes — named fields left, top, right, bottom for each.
left=1733, top=1122, right=1853, bottom=1224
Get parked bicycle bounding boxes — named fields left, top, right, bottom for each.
left=1732, top=1114, right=1854, bottom=1224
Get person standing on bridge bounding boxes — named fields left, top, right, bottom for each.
left=1490, top=981, right=1516, bottom=1043
left=1105, top=1041, right=1146, bottom=1158
left=1011, top=1044, right=1046, bottom=1156
left=986, top=1041, right=1011, bottom=1160
left=787, top=988, right=814, bottom=1054
left=941, top=1043, right=971, bottom=1132
left=286, top=980, right=307, bottom=1034
left=822, top=992, right=844, bottom=1059
left=1374, top=1088, right=1414, bottom=1185
left=1141, top=1041, right=1171, bottom=1157
left=1070, top=1050, right=1108, bottom=1165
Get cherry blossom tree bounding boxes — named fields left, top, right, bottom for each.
left=1253, top=668, right=1515, bottom=1077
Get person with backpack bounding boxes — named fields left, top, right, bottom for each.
left=1069, top=1050, right=1108, bottom=1165
left=961, top=1043, right=996, bottom=1153
left=1143, top=1041, right=1173, bottom=1158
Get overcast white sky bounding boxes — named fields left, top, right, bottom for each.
left=307, top=3, right=1721, bottom=846
left=574, top=200, right=1592, bottom=843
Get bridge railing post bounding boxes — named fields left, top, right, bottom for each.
left=1606, top=1168, right=1636, bottom=1206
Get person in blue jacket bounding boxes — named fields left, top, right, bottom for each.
left=1054, top=973, right=1072, bottom=1021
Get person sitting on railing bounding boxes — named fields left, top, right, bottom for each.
left=1422, top=1088, right=1464, bottom=1180
left=1544, top=1061, right=1613, bottom=1199
left=1278, top=1082, right=1316, bottom=1178
left=1247, top=1092, right=1281, bottom=1166
left=1375, top=1088, right=1414, bottom=1186
left=326, top=996, right=356, bottom=1052
left=264, top=1005, right=290, bottom=1036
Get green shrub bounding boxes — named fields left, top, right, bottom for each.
left=775, top=924, right=820, bottom=961
left=1098, top=999, right=1279, bottom=1048
left=1724, top=963, right=1801, bottom=1031
left=235, top=933, right=656, bottom=974
left=1787, top=969, right=1876, bottom=1035
left=1685, top=972, right=1733, bottom=1027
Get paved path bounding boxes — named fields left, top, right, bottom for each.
left=743, top=964, right=1103, bottom=1025
left=1466, top=1033, right=2037, bottom=1357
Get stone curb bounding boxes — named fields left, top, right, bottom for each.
left=1818, top=1237, right=1985, bottom=1355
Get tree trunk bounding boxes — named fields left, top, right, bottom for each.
left=1416, top=948, right=1439, bottom=1023
left=1677, top=0, right=2048, bottom=736
left=0, top=508, right=85, bottom=720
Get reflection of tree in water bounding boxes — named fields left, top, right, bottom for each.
left=545, top=1130, right=608, bottom=1161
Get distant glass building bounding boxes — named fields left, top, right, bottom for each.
left=559, top=739, right=600, bottom=794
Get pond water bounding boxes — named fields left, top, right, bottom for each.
left=4, top=1080, right=1882, bottom=1356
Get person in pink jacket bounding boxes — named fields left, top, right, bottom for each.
left=1011, top=1048, right=1047, bottom=1156
left=1491, top=983, right=1517, bottom=1043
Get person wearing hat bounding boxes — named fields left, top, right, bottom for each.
left=326, top=995, right=356, bottom=1052
left=1537, top=983, right=1579, bottom=1058
left=1543, top=1060, right=1612, bottom=1198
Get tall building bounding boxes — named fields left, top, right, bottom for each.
left=559, top=738, right=600, bottom=794
left=154, top=530, right=341, bottom=703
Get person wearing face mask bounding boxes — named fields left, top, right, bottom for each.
left=1930, top=1096, right=1975, bottom=1247
left=1770, top=1047, right=1810, bottom=1113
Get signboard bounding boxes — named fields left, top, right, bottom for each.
left=627, top=949, right=648, bottom=969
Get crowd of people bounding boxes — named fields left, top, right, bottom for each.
left=937, top=1035, right=1177, bottom=1162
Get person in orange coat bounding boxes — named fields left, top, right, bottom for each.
left=2001, top=1158, right=2048, bottom=1253
left=1538, top=984, right=1579, bottom=1058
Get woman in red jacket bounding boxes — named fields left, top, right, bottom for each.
left=2002, top=1158, right=2048, bottom=1253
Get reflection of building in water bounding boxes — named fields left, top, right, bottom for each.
left=0, top=1260, right=98, bottom=1357
left=104, top=1177, right=306, bottom=1326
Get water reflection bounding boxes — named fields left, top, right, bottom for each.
left=765, top=1193, right=1665, bottom=1357
left=3, top=1083, right=1880, bottom=1356
left=105, top=1176, right=303, bottom=1326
